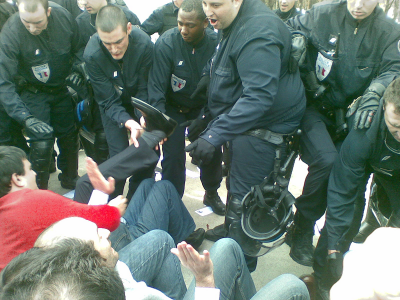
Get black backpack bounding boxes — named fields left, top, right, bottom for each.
left=0, top=0, right=17, bottom=31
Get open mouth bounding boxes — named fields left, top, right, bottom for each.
left=209, top=18, right=218, bottom=26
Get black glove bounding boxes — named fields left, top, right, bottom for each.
left=289, top=33, right=307, bottom=74
left=327, top=252, right=343, bottom=286
left=24, top=116, right=54, bottom=135
left=66, top=72, right=84, bottom=87
left=184, top=137, right=215, bottom=165
left=190, top=75, right=210, bottom=100
left=180, top=117, right=208, bottom=142
left=347, top=83, right=385, bottom=130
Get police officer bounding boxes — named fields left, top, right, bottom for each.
left=0, top=0, right=80, bottom=190
left=188, top=0, right=306, bottom=271
left=313, top=78, right=400, bottom=299
left=274, top=0, right=301, bottom=22
left=147, top=0, right=224, bottom=212
left=83, top=4, right=153, bottom=199
left=286, top=0, right=400, bottom=267
left=140, top=0, right=183, bottom=36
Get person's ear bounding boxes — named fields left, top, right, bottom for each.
left=203, top=18, right=208, bottom=29
left=126, top=22, right=132, bottom=35
left=47, top=7, right=51, bottom=17
left=11, top=173, right=26, bottom=188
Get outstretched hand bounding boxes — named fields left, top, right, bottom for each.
left=86, top=157, right=115, bottom=195
left=171, top=242, right=215, bottom=288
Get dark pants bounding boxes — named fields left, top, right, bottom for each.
left=99, top=103, right=153, bottom=199
left=296, top=107, right=339, bottom=222
left=162, top=104, right=222, bottom=197
left=74, top=136, right=160, bottom=203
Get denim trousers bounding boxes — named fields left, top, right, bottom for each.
left=185, top=238, right=310, bottom=300
left=118, top=229, right=187, bottom=300
left=110, top=178, right=196, bottom=251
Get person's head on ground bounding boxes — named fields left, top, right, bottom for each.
left=0, top=146, right=37, bottom=198
left=35, top=217, right=119, bottom=268
left=278, top=0, right=297, bottom=12
left=382, top=78, right=400, bottom=142
left=346, top=0, right=381, bottom=20
left=0, top=239, right=125, bottom=300
left=202, top=0, right=243, bottom=30
left=178, top=0, right=208, bottom=45
left=17, top=0, right=50, bottom=35
left=96, top=4, right=131, bottom=60
left=79, top=0, right=107, bottom=14
left=330, top=227, right=400, bottom=300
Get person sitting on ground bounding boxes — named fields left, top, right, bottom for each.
left=0, top=240, right=125, bottom=300
left=0, top=105, right=204, bottom=271
left=33, top=217, right=310, bottom=300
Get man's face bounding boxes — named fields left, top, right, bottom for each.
left=98, top=24, right=131, bottom=60
left=79, top=0, right=106, bottom=14
left=384, top=102, right=400, bottom=143
left=19, top=2, right=51, bottom=35
left=178, top=10, right=207, bottom=45
left=202, top=0, right=242, bottom=30
left=73, top=219, right=119, bottom=268
left=279, top=0, right=296, bottom=12
left=347, top=0, right=378, bottom=20
left=21, top=159, right=38, bottom=190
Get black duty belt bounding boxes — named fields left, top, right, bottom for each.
left=25, top=84, right=66, bottom=95
left=243, top=129, right=289, bottom=145
left=166, top=101, right=201, bottom=114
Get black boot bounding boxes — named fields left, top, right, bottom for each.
left=353, top=204, right=380, bottom=243
left=29, top=139, right=54, bottom=189
left=94, top=131, right=109, bottom=164
left=204, top=194, right=232, bottom=242
left=203, top=190, right=226, bottom=216
left=185, top=228, right=205, bottom=250
left=290, top=211, right=315, bottom=267
left=57, top=132, right=80, bottom=190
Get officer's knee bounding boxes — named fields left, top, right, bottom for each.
left=313, top=151, right=337, bottom=172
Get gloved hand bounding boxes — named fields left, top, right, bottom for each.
left=347, top=83, right=385, bottom=130
left=66, top=72, right=84, bottom=86
left=289, top=33, right=307, bottom=74
left=24, top=116, right=54, bottom=135
left=185, top=137, right=215, bottom=165
left=190, top=75, right=210, bottom=100
left=180, top=117, right=208, bottom=142
left=327, top=252, right=343, bottom=286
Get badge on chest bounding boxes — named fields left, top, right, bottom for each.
left=32, top=63, right=50, bottom=83
left=315, top=52, right=333, bottom=81
left=171, top=74, right=186, bottom=92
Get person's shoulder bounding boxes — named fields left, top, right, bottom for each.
left=1, top=12, right=21, bottom=34
left=372, top=6, right=400, bottom=32
left=156, top=26, right=179, bottom=45
left=83, top=33, right=102, bottom=58
left=130, top=26, right=152, bottom=45
left=49, top=1, right=72, bottom=17
left=75, top=10, right=89, bottom=23
left=205, top=27, right=217, bottom=40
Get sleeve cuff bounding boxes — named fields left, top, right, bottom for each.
left=88, top=189, right=109, bottom=205
left=195, top=287, right=220, bottom=300
left=200, top=129, right=225, bottom=147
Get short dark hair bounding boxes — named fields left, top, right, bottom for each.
left=0, top=146, right=26, bottom=198
left=96, top=4, right=128, bottom=33
left=382, top=78, right=400, bottom=114
left=180, top=0, right=206, bottom=21
left=17, top=0, right=48, bottom=13
left=0, top=239, right=125, bottom=300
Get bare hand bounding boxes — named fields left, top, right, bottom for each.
left=125, top=119, right=143, bottom=148
left=108, top=195, right=128, bottom=216
left=86, top=157, right=115, bottom=195
left=171, top=241, right=215, bottom=288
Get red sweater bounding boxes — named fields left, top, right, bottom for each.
left=0, top=189, right=120, bottom=270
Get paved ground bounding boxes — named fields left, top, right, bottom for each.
left=49, top=144, right=320, bottom=290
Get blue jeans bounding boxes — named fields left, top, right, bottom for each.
left=185, top=238, right=309, bottom=300
left=110, top=179, right=196, bottom=251
left=118, top=229, right=187, bottom=300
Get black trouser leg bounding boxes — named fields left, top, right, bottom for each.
left=57, top=131, right=79, bottom=180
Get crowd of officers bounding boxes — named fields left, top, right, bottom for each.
left=0, top=0, right=400, bottom=298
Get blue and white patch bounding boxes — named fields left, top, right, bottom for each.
left=171, top=74, right=186, bottom=92
left=316, top=52, right=333, bottom=81
left=32, top=63, right=50, bottom=83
